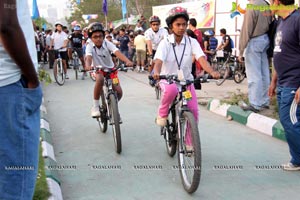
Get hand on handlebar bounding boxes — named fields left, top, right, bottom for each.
left=210, top=71, right=221, bottom=79
left=125, top=60, right=134, bottom=67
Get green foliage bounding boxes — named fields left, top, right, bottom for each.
left=34, top=17, right=53, bottom=30
left=33, top=146, right=51, bottom=200
left=66, top=0, right=179, bottom=28
left=221, top=89, right=249, bottom=106
left=38, top=67, right=52, bottom=85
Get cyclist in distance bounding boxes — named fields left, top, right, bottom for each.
left=152, top=7, right=220, bottom=146
left=144, top=15, right=169, bottom=74
left=50, top=22, right=69, bottom=78
left=68, top=24, right=86, bottom=77
left=85, top=22, right=133, bottom=118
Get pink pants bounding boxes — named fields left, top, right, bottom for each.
left=158, top=80, right=199, bottom=146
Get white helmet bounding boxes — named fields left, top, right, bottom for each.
left=55, top=21, right=63, bottom=27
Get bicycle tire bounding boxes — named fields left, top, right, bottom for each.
left=109, top=94, right=122, bottom=154
left=155, top=85, right=161, bottom=100
left=162, top=108, right=177, bottom=157
left=98, top=93, right=108, bottom=133
left=233, top=63, right=246, bottom=84
left=177, top=111, right=201, bottom=194
left=75, top=68, right=78, bottom=80
left=53, top=60, right=65, bottom=86
left=216, top=62, right=230, bottom=86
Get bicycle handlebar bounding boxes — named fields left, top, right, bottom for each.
left=148, top=74, right=216, bottom=84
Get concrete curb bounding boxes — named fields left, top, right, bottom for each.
left=40, top=98, right=63, bottom=200
left=206, top=99, right=286, bottom=142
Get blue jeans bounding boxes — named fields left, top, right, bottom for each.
left=244, top=34, right=270, bottom=110
left=0, top=79, right=42, bottom=200
left=277, top=86, right=300, bottom=165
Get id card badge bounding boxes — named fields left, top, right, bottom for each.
left=177, top=69, right=185, bottom=81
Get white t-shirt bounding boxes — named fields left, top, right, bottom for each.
left=144, top=27, right=168, bottom=50
left=51, top=31, right=68, bottom=51
left=0, top=0, right=38, bottom=87
left=154, top=34, right=205, bottom=81
left=86, top=41, right=119, bottom=69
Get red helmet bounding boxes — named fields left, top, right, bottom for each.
left=149, top=15, right=161, bottom=24
left=165, top=7, right=189, bottom=28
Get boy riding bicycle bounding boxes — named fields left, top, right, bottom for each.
left=85, top=22, right=133, bottom=118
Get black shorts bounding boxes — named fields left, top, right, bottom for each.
left=73, top=47, right=84, bottom=58
left=54, top=51, right=68, bottom=60
left=151, top=50, right=156, bottom=59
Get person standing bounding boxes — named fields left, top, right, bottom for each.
left=0, top=0, right=43, bottom=199
left=188, top=18, right=204, bottom=50
left=117, top=28, right=130, bottom=71
left=134, top=30, right=147, bottom=72
left=268, top=0, right=300, bottom=171
left=238, top=0, right=272, bottom=112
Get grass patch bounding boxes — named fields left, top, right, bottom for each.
left=220, top=89, right=279, bottom=119
left=33, top=145, right=51, bottom=200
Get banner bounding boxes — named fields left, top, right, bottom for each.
left=121, top=0, right=127, bottom=19
left=152, top=0, right=215, bottom=29
left=102, top=0, right=108, bottom=16
left=31, top=0, right=40, bottom=20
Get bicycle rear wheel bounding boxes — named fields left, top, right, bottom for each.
left=162, top=108, right=177, bottom=157
left=109, top=94, right=122, bottom=154
left=98, top=93, right=108, bottom=133
left=177, top=111, right=201, bottom=194
left=53, top=60, right=65, bottom=86
left=216, top=62, right=229, bottom=86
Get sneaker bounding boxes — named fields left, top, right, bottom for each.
left=155, top=116, right=167, bottom=126
left=91, top=106, right=100, bottom=118
left=81, top=73, right=85, bottom=80
left=282, top=162, right=300, bottom=171
left=65, top=74, right=69, bottom=79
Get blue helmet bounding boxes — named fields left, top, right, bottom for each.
left=204, top=30, right=214, bottom=36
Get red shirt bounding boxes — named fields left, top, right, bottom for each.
left=193, top=29, right=204, bottom=50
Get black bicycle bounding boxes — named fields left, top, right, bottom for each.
left=150, top=75, right=202, bottom=193
left=94, top=65, right=122, bottom=154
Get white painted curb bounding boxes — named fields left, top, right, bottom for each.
left=41, top=119, right=50, bottom=132
left=246, top=113, right=277, bottom=136
left=208, top=99, right=231, bottom=117
left=41, top=141, right=56, bottom=162
left=47, top=178, right=63, bottom=200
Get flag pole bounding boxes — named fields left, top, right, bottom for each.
left=105, top=15, right=108, bottom=30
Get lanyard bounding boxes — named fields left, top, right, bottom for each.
left=172, top=36, right=186, bottom=70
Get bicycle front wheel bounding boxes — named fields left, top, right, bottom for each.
left=162, top=108, right=177, bottom=157
left=98, top=93, right=108, bottom=133
left=177, top=111, right=201, bottom=194
left=109, top=94, right=122, bottom=154
left=53, top=60, right=65, bottom=86
left=216, top=63, right=229, bottom=86
left=233, top=63, right=246, bottom=84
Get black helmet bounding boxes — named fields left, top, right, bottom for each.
left=165, top=7, right=189, bottom=28
left=149, top=15, right=160, bottom=24
left=87, top=22, right=104, bottom=38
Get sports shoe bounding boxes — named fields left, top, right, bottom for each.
left=65, top=74, right=69, bottom=79
left=155, top=116, right=167, bottom=126
left=91, top=106, right=100, bottom=118
left=282, top=162, right=300, bottom=171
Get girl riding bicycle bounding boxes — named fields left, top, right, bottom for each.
left=85, top=22, right=133, bottom=118
left=152, top=7, right=220, bottom=147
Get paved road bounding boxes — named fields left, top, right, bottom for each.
left=42, top=69, right=300, bottom=200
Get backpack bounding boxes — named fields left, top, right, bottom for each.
left=229, top=37, right=234, bottom=49
left=266, top=18, right=278, bottom=58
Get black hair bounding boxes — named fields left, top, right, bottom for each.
left=220, top=28, right=226, bottom=35
left=189, top=18, right=197, bottom=27
left=280, top=0, right=295, bottom=5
